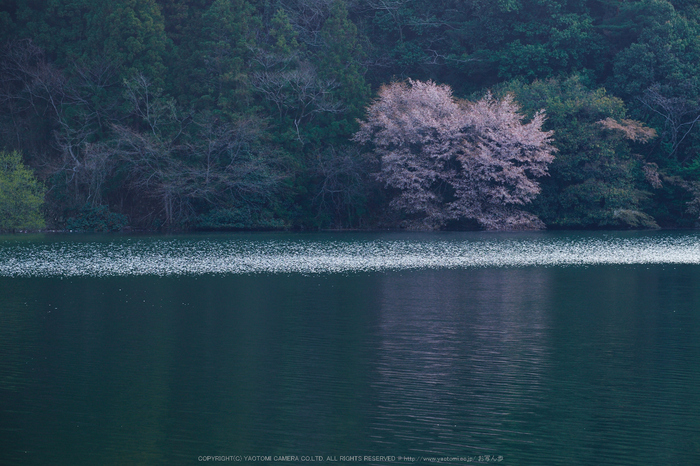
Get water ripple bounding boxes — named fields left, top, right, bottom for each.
left=1, top=233, right=700, bottom=277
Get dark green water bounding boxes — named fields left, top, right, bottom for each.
left=1, top=233, right=700, bottom=465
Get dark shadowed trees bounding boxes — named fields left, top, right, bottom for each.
left=504, top=76, right=659, bottom=228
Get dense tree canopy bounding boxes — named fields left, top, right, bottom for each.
left=355, top=80, right=554, bottom=229
left=1, top=0, right=700, bottom=230
left=502, top=76, right=659, bottom=228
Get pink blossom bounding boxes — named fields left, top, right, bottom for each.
left=355, top=80, right=555, bottom=230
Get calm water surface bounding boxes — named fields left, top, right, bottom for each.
left=1, top=231, right=699, bottom=465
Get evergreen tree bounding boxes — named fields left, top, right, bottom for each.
left=0, top=0, right=17, bottom=44
left=316, top=0, right=370, bottom=138
left=13, top=0, right=93, bottom=63
left=504, top=76, right=659, bottom=228
left=194, top=0, right=259, bottom=114
left=269, top=7, right=299, bottom=56
left=89, top=0, right=169, bottom=83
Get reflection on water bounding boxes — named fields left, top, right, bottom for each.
left=1, top=233, right=700, bottom=465
left=372, top=269, right=552, bottom=456
left=2, top=231, right=700, bottom=276
left=370, top=267, right=700, bottom=464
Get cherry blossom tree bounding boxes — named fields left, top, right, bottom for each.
left=354, top=79, right=555, bottom=230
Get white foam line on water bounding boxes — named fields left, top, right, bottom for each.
left=1, top=235, right=700, bottom=277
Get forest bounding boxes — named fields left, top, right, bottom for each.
left=2, top=0, right=700, bottom=231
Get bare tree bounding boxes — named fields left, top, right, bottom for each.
left=0, top=40, right=120, bottom=206
left=365, top=0, right=410, bottom=41
left=252, top=62, right=344, bottom=143
left=311, top=145, right=374, bottom=227
left=106, top=75, right=289, bottom=227
left=276, top=0, right=335, bottom=47
left=186, top=113, right=290, bottom=208
left=355, top=79, right=555, bottom=230
left=639, top=83, right=700, bottom=162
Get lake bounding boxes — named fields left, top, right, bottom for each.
left=1, top=231, right=699, bottom=465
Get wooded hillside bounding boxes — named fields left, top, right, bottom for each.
left=1, top=0, right=699, bottom=230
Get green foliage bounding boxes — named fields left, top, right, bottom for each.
left=5, top=0, right=700, bottom=230
left=608, top=0, right=700, bottom=99
left=314, top=1, right=370, bottom=140
left=14, top=0, right=169, bottom=82
left=194, top=0, right=259, bottom=114
left=0, top=150, right=45, bottom=231
left=502, top=76, right=658, bottom=229
left=158, top=0, right=211, bottom=46
left=0, top=0, right=17, bottom=44
left=269, top=9, right=299, bottom=55
left=93, top=0, right=169, bottom=83
left=494, top=9, right=598, bottom=82
left=14, top=0, right=93, bottom=63
left=65, top=204, right=129, bottom=232
left=607, top=4, right=700, bottom=169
